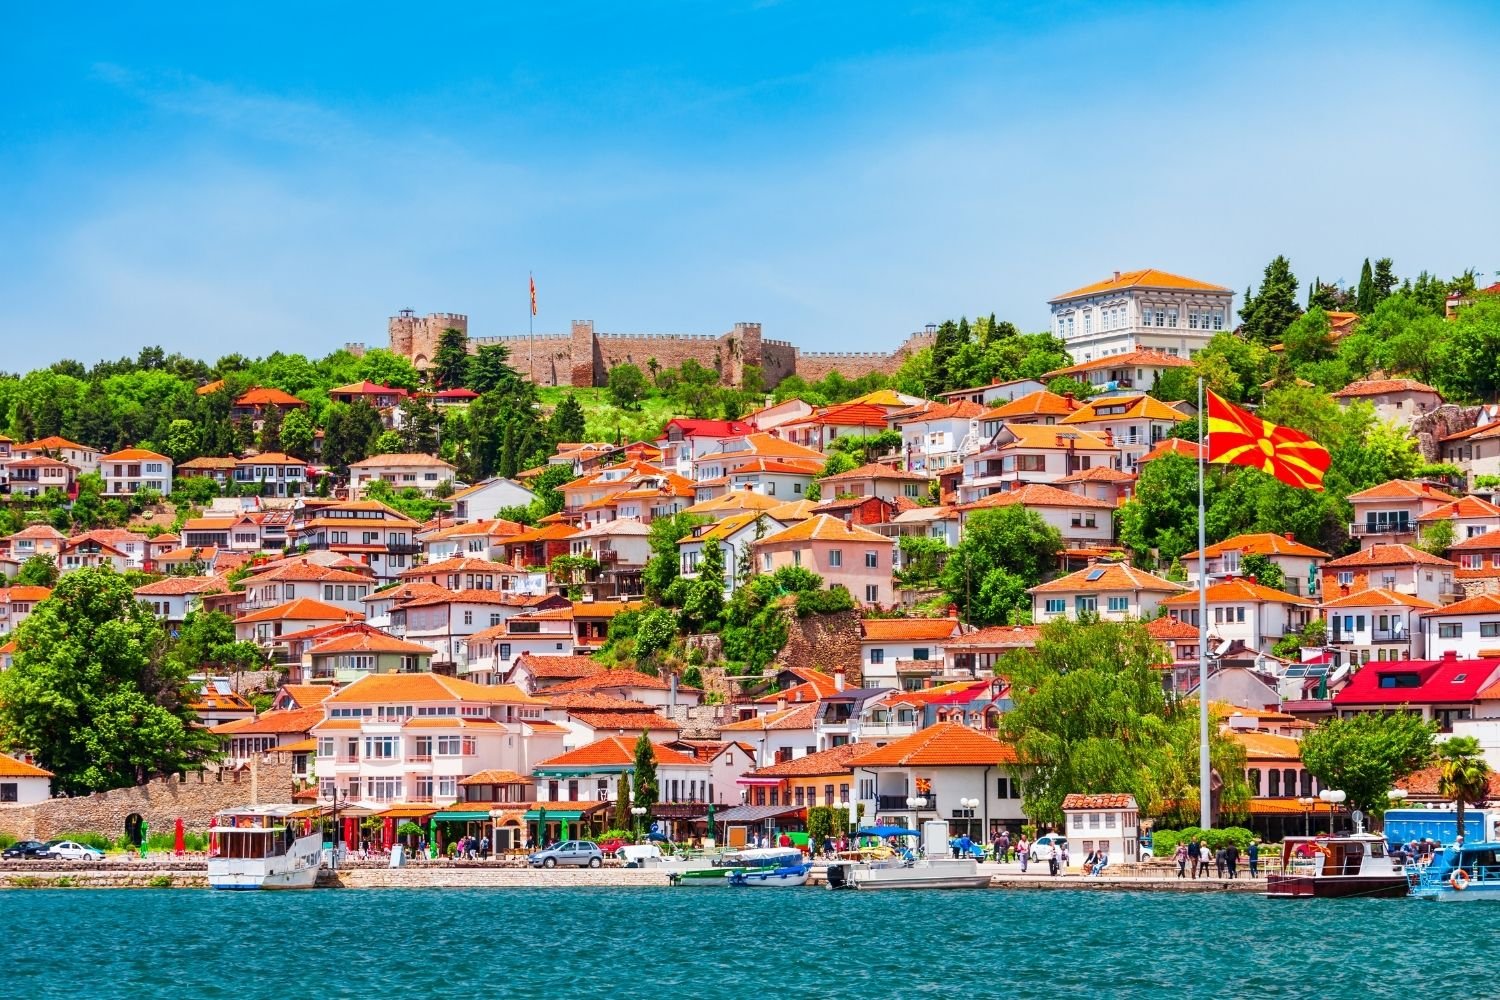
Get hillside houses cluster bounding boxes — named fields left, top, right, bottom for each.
left=10, top=269, right=1500, bottom=840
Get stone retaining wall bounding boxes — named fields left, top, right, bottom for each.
left=0, top=758, right=296, bottom=841
left=327, top=867, right=672, bottom=888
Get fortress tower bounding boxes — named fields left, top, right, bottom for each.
left=388, top=310, right=468, bottom=370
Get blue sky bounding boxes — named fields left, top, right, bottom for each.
left=3, top=1, right=1499, bottom=369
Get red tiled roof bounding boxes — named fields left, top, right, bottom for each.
left=516, top=654, right=606, bottom=679
left=1050, top=271, right=1229, bottom=304
left=657, top=418, right=754, bottom=439
left=1420, top=593, right=1500, bottom=617
left=1346, top=480, right=1454, bottom=503
left=980, top=391, right=1080, bottom=421
left=1334, top=657, right=1500, bottom=706
left=1324, top=544, right=1456, bottom=569
left=1031, top=563, right=1183, bottom=595
left=1060, top=793, right=1136, bottom=810
left=235, top=387, right=307, bottom=407
left=1146, top=616, right=1199, bottom=640
left=1161, top=578, right=1314, bottom=607
left=859, top=618, right=963, bottom=641
left=536, top=736, right=702, bottom=769
left=820, top=462, right=932, bottom=483
left=1139, top=438, right=1203, bottom=463
left=855, top=722, right=1018, bottom=766
left=570, top=712, right=681, bottom=732
left=747, top=743, right=876, bottom=778
left=721, top=703, right=820, bottom=732
left=234, top=598, right=363, bottom=624
left=1417, top=496, right=1500, bottom=522
left=1331, top=378, right=1439, bottom=399
left=1320, top=587, right=1438, bottom=611
left=959, top=483, right=1113, bottom=511
left=1184, top=532, right=1329, bottom=560
left=547, top=670, right=690, bottom=694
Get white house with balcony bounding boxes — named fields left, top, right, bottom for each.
left=348, top=453, right=457, bottom=498
left=853, top=722, right=1028, bottom=839
left=1184, top=532, right=1330, bottom=599
left=957, top=483, right=1115, bottom=547
left=1420, top=594, right=1500, bottom=660
left=311, top=672, right=562, bottom=810
left=1322, top=588, right=1434, bottom=665
left=1029, top=563, right=1184, bottom=623
left=1048, top=269, right=1234, bottom=364
left=1161, top=578, right=1316, bottom=654
left=101, top=449, right=173, bottom=496
left=233, top=453, right=307, bottom=497
left=1345, top=479, right=1455, bottom=545
left=962, top=424, right=1118, bottom=500
left=894, top=401, right=987, bottom=473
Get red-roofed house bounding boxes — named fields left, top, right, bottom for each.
left=1421, top=594, right=1500, bottom=660
left=1322, top=588, right=1436, bottom=664
left=779, top=403, right=892, bottom=453
left=753, top=515, right=896, bottom=607
left=817, top=463, right=934, bottom=503
left=1330, top=377, right=1442, bottom=425
left=962, top=423, right=1120, bottom=500
left=1029, top=563, right=1185, bottom=623
left=655, top=418, right=755, bottom=477
left=859, top=617, right=964, bottom=689
left=1184, top=532, right=1330, bottom=599
left=1347, top=479, right=1455, bottom=544
left=532, top=737, right=714, bottom=817
left=1416, top=495, right=1500, bottom=541
left=894, top=401, right=987, bottom=472
left=1047, top=269, right=1232, bottom=364
left=1321, top=544, right=1458, bottom=607
left=231, top=387, right=308, bottom=427
left=957, top=482, right=1115, bottom=547
left=854, top=721, right=1026, bottom=837
left=101, top=448, right=173, bottom=497
left=1333, top=654, right=1500, bottom=732
left=1162, top=578, right=1315, bottom=654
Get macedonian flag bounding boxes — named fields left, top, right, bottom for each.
left=1205, top=390, right=1331, bottom=491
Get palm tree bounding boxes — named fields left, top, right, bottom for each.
left=1437, top=737, right=1492, bottom=842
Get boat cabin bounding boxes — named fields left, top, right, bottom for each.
left=211, top=805, right=312, bottom=860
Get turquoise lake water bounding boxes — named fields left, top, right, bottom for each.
left=5, top=887, right=1491, bottom=998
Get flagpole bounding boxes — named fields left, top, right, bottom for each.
left=1197, top=376, right=1211, bottom=830
left=528, top=271, right=535, bottom=384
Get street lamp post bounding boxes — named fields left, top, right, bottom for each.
left=1318, top=789, right=1346, bottom=835
left=1297, top=796, right=1316, bottom=837
left=905, top=795, right=927, bottom=854
left=960, top=797, right=980, bottom=840
left=631, top=806, right=647, bottom=843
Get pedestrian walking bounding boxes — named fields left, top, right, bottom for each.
left=1225, top=842, right=1240, bottom=879
left=1187, top=837, right=1202, bottom=878
left=1018, top=836, right=1029, bottom=872
left=1248, top=839, right=1260, bottom=878
left=1174, top=841, right=1188, bottom=878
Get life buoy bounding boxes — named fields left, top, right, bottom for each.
left=1452, top=869, right=1470, bottom=891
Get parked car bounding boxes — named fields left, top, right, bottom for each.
left=598, top=837, right=626, bottom=856
left=1029, top=834, right=1068, bottom=862
left=2, top=840, right=50, bottom=860
left=43, top=840, right=105, bottom=862
left=528, top=840, right=605, bottom=869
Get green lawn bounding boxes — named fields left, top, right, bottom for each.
left=537, top=387, right=679, bottom=444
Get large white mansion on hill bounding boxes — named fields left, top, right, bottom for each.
left=1049, top=268, right=1234, bottom=364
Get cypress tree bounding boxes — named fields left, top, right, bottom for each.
left=631, top=731, right=660, bottom=826
left=613, top=774, right=632, bottom=833
left=1372, top=258, right=1398, bottom=305
left=1356, top=258, right=1375, bottom=314
left=1240, top=256, right=1302, bottom=345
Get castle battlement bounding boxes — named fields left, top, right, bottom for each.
left=387, top=310, right=918, bottom=390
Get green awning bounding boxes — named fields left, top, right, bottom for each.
left=433, top=811, right=493, bottom=821
left=524, top=809, right=584, bottom=821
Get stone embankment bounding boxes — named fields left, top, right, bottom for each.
left=323, top=867, right=671, bottom=888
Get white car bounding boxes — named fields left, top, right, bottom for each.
left=1029, top=834, right=1068, bottom=862
left=44, top=840, right=105, bottom=861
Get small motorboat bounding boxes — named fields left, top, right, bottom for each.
left=726, top=861, right=813, bottom=887
left=667, top=848, right=803, bottom=887
left=1264, top=834, right=1409, bottom=899
left=825, top=855, right=992, bottom=890
left=1408, top=841, right=1500, bottom=901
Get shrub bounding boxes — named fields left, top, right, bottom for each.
left=795, top=586, right=855, bottom=617
left=0, top=833, right=14, bottom=850
left=1164, top=825, right=1256, bottom=853
left=1151, top=830, right=1181, bottom=858
left=148, top=875, right=174, bottom=888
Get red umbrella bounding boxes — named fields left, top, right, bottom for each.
left=173, top=817, right=185, bottom=856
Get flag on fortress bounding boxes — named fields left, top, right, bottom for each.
left=1205, top=390, right=1330, bottom=491
left=530, top=274, right=537, bottom=316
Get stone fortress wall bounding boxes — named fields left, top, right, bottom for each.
left=367, top=309, right=935, bottom=389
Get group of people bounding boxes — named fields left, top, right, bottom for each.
left=1080, top=849, right=1110, bottom=875
left=454, top=834, right=490, bottom=860
left=1174, top=837, right=1259, bottom=879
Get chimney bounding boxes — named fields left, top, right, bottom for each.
left=1340, top=584, right=1349, bottom=597
left=946, top=603, right=958, bottom=619
left=1113, top=271, right=1121, bottom=281
left=834, top=670, right=846, bottom=692
left=1103, top=428, right=1113, bottom=446
left=1284, top=532, right=1295, bottom=541
left=776, top=696, right=787, bottom=713
left=922, top=677, right=933, bottom=689
left=1443, top=650, right=1458, bottom=661
left=669, top=673, right=678, bottom=709
left=1063, top=392, right=1075, bottom=402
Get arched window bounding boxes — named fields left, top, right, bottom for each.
left=1246, top=768, right=1262, bottom=796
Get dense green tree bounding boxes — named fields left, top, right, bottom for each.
left=633, top=607, right=680, bottom=658
left=350, top=350, right=420, bottom=393
left=940, top=505, right=1062, bottom=624
left=279, top=407, right=315, bottom=459
left=1240, top=255, right=1303, bottom=346
left=1371, top=258, right=1398, bottom=305
left=14, top=554, right=58, bottom=587
left=607, top=364, right=650, bottom=410
left=1237, top=552, right=1284, bottom=591
left=680, top=540, right=726, bottom=632
left=431, top=327, right=472, bottom=389
left=631, top=731, right=660, bottom=826
left=998, top=618, right=1249, bottom=826
left=257, top=403, right=283, bottom=454
left=397, top=397, right=442, bottom=454
left=1437, top=736, right=1492, bottom=839
left=1435, top=296, right=1500, bottom=401
left=1281, top=308, right=1336, bottom=366
left=643, top=513, right=707, bottom=603
left=614, top=775, right=632, bottom=833
left=548, top=394, right=587, bottom=444
left=466, top=344, right=525, bottom=395
left=1300, top=712, right=1436, bottom=817
left=0, top=568, right=220, bottom=793
left=168, top=610, right=265, bottom=674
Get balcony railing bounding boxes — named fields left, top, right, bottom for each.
left=1330, top=628, right=1409, bottom=645
left=876, top=794, right=937, bottom=811
left=1349, top=521, right=1413, bottom=536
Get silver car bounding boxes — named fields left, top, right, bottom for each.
left=44, top=840, right=105, bottom=861
left=528, top=840, right=604, bottom=869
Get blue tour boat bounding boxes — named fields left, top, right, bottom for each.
left=1407, top=841, right=1500, bottom=901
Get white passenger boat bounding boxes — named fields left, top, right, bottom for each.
left=825, top=856, right=992, bottom=890
left=207, top=805, right=323, bottom=890
left=726, top=860, right=813, bottom=887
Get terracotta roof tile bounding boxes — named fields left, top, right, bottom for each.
left=757, top=514, right=891, bottom=546
left=1060, top=793, right=1137, bottom=809
left=0, top=756, right=53, bottom=778
left=959, top=483, right=1114, bottom=511
left=1319, top=587, right=1438, bottom=611
left=859, top=618, right=962, bottom=641
left=721, top=703, right=820, bottom=732
left=855, top=722, right=1018, bottom=766
left=536, top=736, right=701, bottom=769
left=233, top=597, right=363, bottom=624
left=748, top=742, right=876, bottom=778
left=1323, top=543, right=1456, bottom=569
left=1346, top=479, right=1454, bottom=503
left=1029, top=563, right=1185, bottom=594
left=1331, top=378, right=1440, bottom=399
left=1161, top=578, right=1314, bottom=607
left=1050, top=271, right=1229, bottom=304
left=324, top=673, right=544, bottom=705
left=1184, top=532, right=1330, bottom=560
left=980, top=391, right=1080, bottom=421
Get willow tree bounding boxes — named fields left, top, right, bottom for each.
left=997, top=618, right=1248, bottom=827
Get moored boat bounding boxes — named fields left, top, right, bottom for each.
left=207, top=805, right=322, bottom=890
left=825, top=856, right=992, bottom=890
left=667, top=848, right=804, bottom=887
left=1408, top=841, right=1500, bottom=901
left=1264, top=834, right=1408, bottom=899
left=727, top=861, right=813, bottom=887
